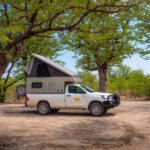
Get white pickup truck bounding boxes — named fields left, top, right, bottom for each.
left=26, top=84, right=120, bottom=116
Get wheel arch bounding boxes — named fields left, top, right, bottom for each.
left=88, top=100, right=103, bottom=110
left=37, top=100, right=51, bottom=108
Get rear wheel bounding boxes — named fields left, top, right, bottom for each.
left=37, top=102, right=50, bottom=115
left=89, top=102, right=104, bottom=116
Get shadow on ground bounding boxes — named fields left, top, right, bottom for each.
left=0, top=120, right=145, bottom=150
left=3, top=108, right=115, bottom=118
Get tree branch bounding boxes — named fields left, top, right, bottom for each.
left=32, top=22, right=43, bottom=27
left=35, top=10, right=91, bottom=34
left=83, top=65, right=97, bottom=71
left=4, top=62, right=15, bottom=85
left=5, top=33, right=30, bottom=51
left=49, top=2, right=128, bottom=29
left=0, top=9, right=4, bottom=12
left=86, top=0, right=90, bottom=9
left=49, top=11, right=64, bottom=27
left=12, top=41, right=24, bottom=57
left=36, top=35, right=54, bottom=38
left=4, top=1, right=143, bottom=53
left=24, top=1, right=30, bottom=22
left=16, top=16, right=26, bottom=21
left=3, top=3, right=9, bottom=25
left=9, top=3, right=27, bottom=12
left=0, top=43, right=2, bottom=50
left=4, top=79, right=20, bottom=90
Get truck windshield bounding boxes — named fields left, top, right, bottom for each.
left=81, top=85, right=95, bottom=93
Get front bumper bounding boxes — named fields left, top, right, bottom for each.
left=103, top=94, right=120, bottom=109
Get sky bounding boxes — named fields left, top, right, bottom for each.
left=57, top=51, right=150, bottom=75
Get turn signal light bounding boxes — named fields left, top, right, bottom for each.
left=25, top=95, right=29, bottom=101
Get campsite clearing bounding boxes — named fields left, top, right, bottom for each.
left=0, top=101, right=150, bottom=150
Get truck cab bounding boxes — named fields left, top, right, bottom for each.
left=26, top=84, right=120, bottom=116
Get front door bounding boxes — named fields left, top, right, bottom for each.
left=66, top=85, right=87, bottom=108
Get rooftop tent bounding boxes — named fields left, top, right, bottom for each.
left=24, top=53, right=81, bottom=82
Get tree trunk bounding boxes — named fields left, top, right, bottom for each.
left=0, top=89, right=6, bottom=103
left=98, top=63, right=108, bottom=92
left=0, top=94, right=5, bottom=103
left=0, top=53, right=10, bottom=79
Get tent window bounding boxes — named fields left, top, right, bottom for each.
left=32, top=82, right=42, bottom=88
left=37, top=63, right=50, bottom=77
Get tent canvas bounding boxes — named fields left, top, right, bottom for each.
left=24, top=53, right=81, bottom=82
left=24, top=53, right=81, bottom=94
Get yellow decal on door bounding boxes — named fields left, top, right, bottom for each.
left=74, top=97, right=80, bottom=102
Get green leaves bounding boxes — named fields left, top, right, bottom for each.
left=78, top=71, right=99, bottom=91
left=58, top=3, right=149, bottom=91
left=79, top=65, right=150, bottom=98
left=0, top=0, right=149, bottom=93
left=61, top=8, right=138, bottom=71
left=0, top=33, right=10, bottom=42
left=107, top=65, right=150, bottom=97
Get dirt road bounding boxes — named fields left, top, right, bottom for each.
left=0, top=101, right=150, bottom=150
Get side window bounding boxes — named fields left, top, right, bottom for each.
left=32, top=82, right=42, bottom=88
left=68, top=86, right=76, bottom=93
left=68, top=86, right=84, bottom=94
left=76, top=87, right=83, bottom=93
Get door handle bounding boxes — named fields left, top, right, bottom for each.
left=67, top=95, right=71, bottom=97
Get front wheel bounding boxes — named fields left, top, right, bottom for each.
left=37, top=102, right=50, bottom=115
left=89, top=102, right=104, bottom=116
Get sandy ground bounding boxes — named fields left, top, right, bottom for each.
left=0, top=101, right=150, bottom=150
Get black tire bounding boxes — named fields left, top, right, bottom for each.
left=51, top=109, right=59, bottom=113
left=89, top=102, right=104, bottom=116
left=104, top=109, right=108, bottom=114
left=37, top=102, right=50, bottom=115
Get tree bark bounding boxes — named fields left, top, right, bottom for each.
left=0, top=42, right=24, bottom=79
left=0, top=93, right=5, bottom=103
left=0, top=87, right=6, bottom=103
left=0, top=53, right=10, bottom=79
left=98, top=63, right=108, bottom=92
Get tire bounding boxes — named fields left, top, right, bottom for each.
left=104, top=109, right=108, bottom=114
left=51, top=109, right=59, bottom=113
left=89, top=102, right=104, bottom=116
left=37, top=102, right=50, bottom=115
left=16, top=84, right=26, bottom=97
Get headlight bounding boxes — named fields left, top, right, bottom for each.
left=101, top=95, right=108, bottom=100
left=108, top=95, right=114, bottom=101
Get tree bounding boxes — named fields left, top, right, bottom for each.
left=135, top=2, right=150, bottom=57
left=78, top=66, right=150, bottom=98
left=127, top=70, right=146, bottom=97
left=0, top=36, right=62, bottom=102
left=108, top=65, right=132, bottom=80
left=0, top=0, right=145, bottom=79
left=107, top=65, right=150, bottom=98
left=78, top=71, right=99, bottom=91
left=60, top=8, right=140, bottom=92
left=144, top=75, right=150, bottom=98
left=107, top=65, right=131, bottom=94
